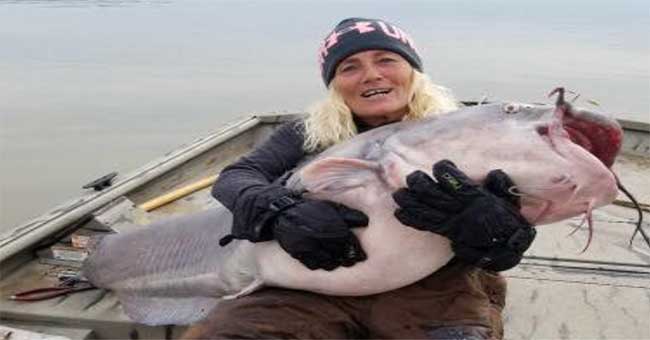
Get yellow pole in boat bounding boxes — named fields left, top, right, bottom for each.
left=139, top=174, right=219, bottom=212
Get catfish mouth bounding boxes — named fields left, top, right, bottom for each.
left=536, top=104, right=623, bottom=168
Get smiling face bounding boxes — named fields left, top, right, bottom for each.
left=332, top=50, right=414, bottom=127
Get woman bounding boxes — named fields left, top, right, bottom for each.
left=184, top=18, right=535, bottom=339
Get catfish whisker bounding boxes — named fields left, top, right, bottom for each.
left=567, top=215, right=586, bottom=237
left=579, top=200, right=595, bottom=253
left=613, top=172, right=650, bottom=250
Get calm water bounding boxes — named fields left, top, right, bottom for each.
left=1, top=0, right=648, bottom=232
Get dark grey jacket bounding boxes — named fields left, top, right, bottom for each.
left=211, top=120, right=309, bottom=241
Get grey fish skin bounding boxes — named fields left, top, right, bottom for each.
left=82, top=208, right=256, bottom=325
left=83, top=101, right=622, bottom=325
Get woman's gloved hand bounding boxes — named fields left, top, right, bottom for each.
left=392, top=160, right=536, bottom=271
left=220, top=185, right=368, bottom=271
left=270, top=198, right=369, bottom=270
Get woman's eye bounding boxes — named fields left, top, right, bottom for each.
left=379, top=57, right=396, bottom=63
left=338, top=64, right=357, bottom=73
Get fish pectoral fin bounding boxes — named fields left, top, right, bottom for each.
left=300, top=157, right=381, bottom=194
left=377, top=151, right=418, bottom=190
left=222, top=277, right=265, bottom=300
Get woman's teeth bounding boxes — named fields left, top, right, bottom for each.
left=361, top=89, right=391, bottom=98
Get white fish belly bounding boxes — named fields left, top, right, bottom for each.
left=253, top=198, right=454, bottom=296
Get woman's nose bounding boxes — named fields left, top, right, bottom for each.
left=361, top=64, right=383, bottom=83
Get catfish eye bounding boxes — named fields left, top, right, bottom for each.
left=503, top=103, right=520, bottom=114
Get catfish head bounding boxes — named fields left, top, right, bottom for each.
left=377, top=88, right=623, bottom=229
left=518, top=88, right=623, bottom=225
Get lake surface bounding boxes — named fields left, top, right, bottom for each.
left=1, top=0, right=648, bottom=232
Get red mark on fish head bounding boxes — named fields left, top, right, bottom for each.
left=563, top=109, right=623, bottom=168
left=544, top=87, right=623, bottom=168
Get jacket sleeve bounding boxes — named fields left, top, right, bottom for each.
left=211, top=120, right=307, bottom=240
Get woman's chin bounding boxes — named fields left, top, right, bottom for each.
left=355, top=106, right=408, bottom=125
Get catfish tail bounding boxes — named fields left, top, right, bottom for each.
left=82, top=207, right=260, bottom=325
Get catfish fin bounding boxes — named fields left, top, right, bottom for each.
left=222, top=277, right=265, bottom=300
left=299, top=157, right=381, bottom=194
left=377, top=151, right=420, bottom=191
left=117, top=293, right=220, bottom=326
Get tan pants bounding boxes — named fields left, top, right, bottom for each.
left=182, top=260, right=507, bottom=339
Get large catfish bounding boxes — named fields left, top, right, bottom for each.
left=82, top=90, right=623, bottom=325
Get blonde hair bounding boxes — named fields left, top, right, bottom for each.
left=303, top=70, right=459, bottom=152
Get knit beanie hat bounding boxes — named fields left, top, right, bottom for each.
left=318, top=18, right=423, bottom=86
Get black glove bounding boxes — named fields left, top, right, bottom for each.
left=392, top=160, right=536, bottom=271
left=270, top=197, right=368, bottom=270
left=220, top=185, right=368, bottom=271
